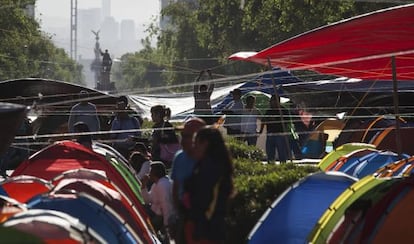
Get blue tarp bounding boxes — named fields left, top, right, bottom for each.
left=248, top=171, right=357, bottom=244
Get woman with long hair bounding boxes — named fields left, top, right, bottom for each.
left=183, top=127, right=234, bottom=243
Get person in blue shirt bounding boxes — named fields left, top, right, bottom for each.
left=170, top=117, right=206, bottom=243
left=110, top=96, right=141, bottom=158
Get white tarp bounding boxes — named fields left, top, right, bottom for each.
left=128, top=83, right=243, bottom=120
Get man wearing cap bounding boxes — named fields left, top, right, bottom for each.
left=68, top=90, right=100, bottom=133
left=223, top=88, right=243, bottom=137
left=170, top=117, right=206, bottom=243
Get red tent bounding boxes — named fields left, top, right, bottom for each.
left=0, top=175, right=52, bottom=203
left=11, top=141, right=152, bottom=237
left=229, top=4, right=414, bottom=80
left=51, top=169, right=156, bottom=243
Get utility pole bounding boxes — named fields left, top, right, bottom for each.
left=70, top=0, right=78, bottom=60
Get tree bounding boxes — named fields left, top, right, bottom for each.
left=121, top=0, right=402, bottom=90
left=0, top=0, right=83, bottom=83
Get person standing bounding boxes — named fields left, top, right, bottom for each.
left=241, top=95, right=261, bottom=146
left=150, top=105, right=179, bottom=167
left=110, top=96, right=141, bottom=158
left=170, top=117, right=206, bottom=243
left=260, top=94, right=289, bottom=163
left=68, top=90, right=100, bottom=133
left=223, top=88, right=243, bottom=137
left=193, top=70, right=214, bottom=124
left=183, top=127, right=234, bottom=243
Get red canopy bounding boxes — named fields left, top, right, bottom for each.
left=229, top=4, right=414, bottom=80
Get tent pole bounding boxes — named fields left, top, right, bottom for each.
left=266, top=58, right=292, bottom=162
left=391, top=56, right=402, bottom=157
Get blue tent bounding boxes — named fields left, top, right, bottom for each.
left=27, top=192, right=138, bottom=244
left=336, top=151, right=409, bottom=178
left=248, top=171, right=357, bottom=244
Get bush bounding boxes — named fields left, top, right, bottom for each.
left=226, top=149, right=319, bottom=243
left=226, top=136, right=266, bottom=161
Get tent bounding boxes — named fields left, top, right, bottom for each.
left=332, top=151, right=408, bottom=179
left=0, top=175, right=52, bottom=203
left=308, top=176, right=400, bottom=244
left=356, top=175, right=414, bottom=243
left=50, top=168, right=156, bottom=243
left=318, top=143, right=376, bottom=171
left=375, top=156, right=414, bottom=178
left=51, top=178, right=156, bottom=243
left=11, top=141, right=148, bottom=226
left=324, top=148, right=378, bottom=172
left=2, top=208, right=105, bottom=244
left=0, top=195, right=27, bottom=223
left=311, top=175, right=414, bottom=243
left=248, top=171, right=357, bottom=244
left=128, top=69, right=297, bottom=120
left=229, top=4, right=414, bottom=80
left=334, top=116, right=414, bottom=155
left=229, top=4, right=414, bottom=156
left=27, top=192, right=139, bottom=243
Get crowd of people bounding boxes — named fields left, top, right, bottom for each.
left=2, top=71, right=321, bottom=243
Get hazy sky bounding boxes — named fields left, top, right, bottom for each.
left=36, top=0, right=160, bottom=24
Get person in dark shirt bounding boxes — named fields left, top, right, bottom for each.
left=260, top=94, right=289, bottom=163
left=150, top=105, right=179, bottom=166
left=193, top=70, right=214, bottom=124
left=182, top=127, right=234, bottom=243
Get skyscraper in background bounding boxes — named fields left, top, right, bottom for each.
left=102, top=0, right=111, bottom=20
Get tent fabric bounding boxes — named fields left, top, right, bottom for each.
left=27, top=192, right=138, bottom=244
left=0, top=175, right=52, bottom=203
left=248, top=171, right=357, bottom=244
left=50, top=168, right=157, bottom=244
left=229, top=4, right=414, bottom=80
left=332, top=150, right=408, bottom=179
left=375, top=156, right=414, bottom=178
left=129, top=83, right=242, bottom=120
left=92, top=142, right=145, bottom=203
left=308, top=176, right=399, bottom=244
left=358, top=175, right=414, bottom=243
left=51, top=178, right=152, bottom=243
left=318, top=143, right=376, bottom=171
left=0, top=195, right=27, bottom=223
left=3, top=208, right=106, bottom=244
left=128, top=69, right=296, bottom=120
left=10, top=140, right=150, bottom=233
left=325, top=148, right=378, bottom=172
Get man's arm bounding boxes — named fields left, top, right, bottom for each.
left=206, top=69, right=214, bottom=94
left=193, top=70, right=205, bottom=95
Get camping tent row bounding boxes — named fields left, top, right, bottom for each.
left=248, top=141, right=414, bottom=243
left=0, top=140, right=160, bottom=243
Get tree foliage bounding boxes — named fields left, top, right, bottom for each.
left=120, top=0, right=402, bottom=90
left=0, top=0, right=83, bottom=83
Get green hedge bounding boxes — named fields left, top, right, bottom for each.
left=226, top=139, right=319, bottom=243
